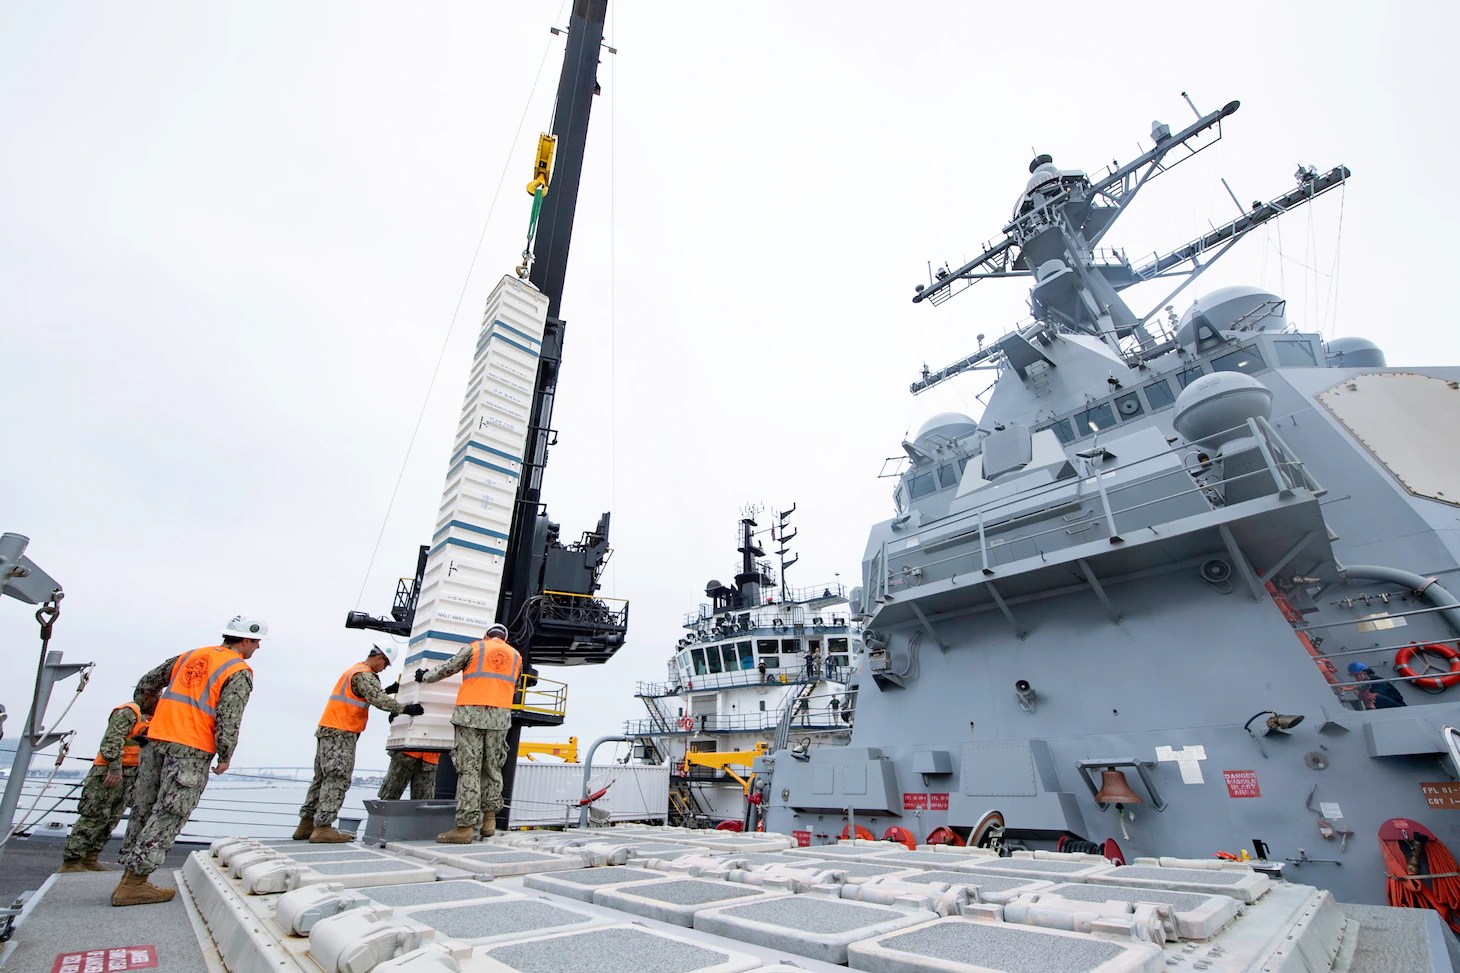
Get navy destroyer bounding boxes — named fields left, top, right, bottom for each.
left=754, top=95, right=1460, bottom=913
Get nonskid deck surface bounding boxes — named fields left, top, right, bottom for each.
left=4, top=827, right=1456, bottom=973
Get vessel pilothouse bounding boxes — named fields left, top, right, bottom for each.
left=626, top=506, right=860, bottom=827
left=755, top=94, right=1460, bottom=909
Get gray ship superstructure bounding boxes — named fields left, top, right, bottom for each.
left=627, top=508, right=859, bottom=826
left=757, top=97, right=1460, bottom=908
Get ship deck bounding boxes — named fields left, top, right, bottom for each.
left=1, top=828, right=1456, bottom=973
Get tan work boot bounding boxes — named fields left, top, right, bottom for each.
left=81, top=852, right=107, bottom=871
left=111, top=868, right=176, bottom=907
left=57, top=858, right=89, bottom=874
left=435, top=825, right=475, bottom=844
left=292, top=816, right=314, bottom=840
left=308, top=825, right=353, bottom=844
left=479, top=813, right=496, bottom=840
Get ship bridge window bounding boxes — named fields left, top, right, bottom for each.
left=690, top=648, right=707, bottom=676
left=737, top=640, right=752, bottom=658
left=1214, top=346, right=1267, bottom=375
left=756, top=639, right=778, bottom=655
left=1177, top=365, right=1205, bottom=389
left=937, top=463, right=960, bottom=488
left=1046, top=418, right=1077, bottom=444
left=1275, top=339, right=1318, bottom=366
left=781, top=638, right=801, bottom=654
left=1075, top=402, right=1117, bottom=434
left=1144, top=379, right=1176, bottom=410
left=763, top=655, right=780, bottom=669
left=736, top=644, right=755, bottom=670
left=907, top=471, right=936, bottom=500
left=705, top=647, right=723, bottom=674
left=1115, top=391, right=1144, bottom=420
left=829, top=637, right=849, bottom=654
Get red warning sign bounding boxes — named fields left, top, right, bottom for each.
left=1223, top=770, right=1261, bottom=799
left=791, top=830, right=811, bottom=847
left=930, top=793, right=949, bottom=810
left=902, top=792, right=929, bottom=810
left=52, top=947, right=158, bottom=973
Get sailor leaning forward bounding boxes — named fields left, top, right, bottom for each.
left=57, top=687, right=158, bottom=873
left=415, top=622, right=522, bottom=843
left=112, top=615, right=264, bottom=907
left=294, top=645, right=421, bottom=842
left=378, top=748, right=440, bottom=801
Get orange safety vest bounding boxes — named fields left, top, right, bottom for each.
left=94, top=703, right=147, bottom=768
left=319, top=662, right=374, bottom=733
left=148, top=645, right=253, bottom=754
left=403, top=750, right=441, bottom=765
left=454, top=637, right=522, bottom=709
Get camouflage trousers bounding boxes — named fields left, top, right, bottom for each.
left=378, top=752, right=437, bottom=801
left=452, top=724, right=508, bottom=828
left=118, top=744, right=160, bottom=861
left=119, top=741, right=212, bottom=876
left=300, top=728, right=359, bottom=826
left=61, top=764, right=138, bottom=861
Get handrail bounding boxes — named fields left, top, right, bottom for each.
left=876, top=418, right=1317, bottom=594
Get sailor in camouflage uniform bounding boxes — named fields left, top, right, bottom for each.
left=295, top=646, right=421, bottom=842
left=415, top=622, right=522, bottom=843
left=57, top=689, right=158, bottom=872
left=112, top=615, right=265, bottom=907
left=378, top=748, right=439, bottom=800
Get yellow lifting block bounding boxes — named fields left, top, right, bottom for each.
left=526, top=133, right=557, bottom=195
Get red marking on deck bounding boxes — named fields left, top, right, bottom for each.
left=52, top=946, right=158, bottom=973
left=1223, top=770, right=1261, bottom=798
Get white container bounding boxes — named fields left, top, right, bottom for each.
left=508, top=762, right=669, bottom=828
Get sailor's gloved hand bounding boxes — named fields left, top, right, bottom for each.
left=414, top=668, right=428, bottom=683
left=383, top=680, right=400, bottom=695
left=402, top=702, right=426, bottom=717
left=388, top=712, right=398, bottom=723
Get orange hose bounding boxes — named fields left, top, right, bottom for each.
left=1383, top=835, right=1460, bottom=933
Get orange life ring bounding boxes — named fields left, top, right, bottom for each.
left=1394, top=642, right=1460, bottom=691
left=678, top=716, right=695, bottom=730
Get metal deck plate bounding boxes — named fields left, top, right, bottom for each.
left=889, top=870, right=1056, bottom=904
left=356, top=879, right=509, bottom=907
left=794, top=859, right=923, bottom=882
left=522, top=866, right=667, bottom=902
left=846, top=916, right=1164, bottom=973
left=477, top=923, right=763, bottom=973
left=402, top=897, right=605, bottom=944
left=961, top=859, right=1113, bottom=881
left=693, top=893, right=936, bottom=964
left=1037, top=883, right=1241, bottom=940
left=1090, top=866, right=1268, bottom=904
left=593, top=877, right=786, bottom=926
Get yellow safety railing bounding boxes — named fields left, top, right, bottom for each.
left=513, top=672, right=568, bottom=719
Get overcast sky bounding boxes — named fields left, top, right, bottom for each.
left=3, top=1, right=1456, bottom=772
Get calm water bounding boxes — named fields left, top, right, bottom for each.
left=7, top=774, right=378, bottom=842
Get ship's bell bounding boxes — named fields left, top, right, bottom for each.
left=1095, top=768, right=1142, bottom=806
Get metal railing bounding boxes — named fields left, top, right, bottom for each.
left=636, top=663, right=856, bottom=698
left=514, top=673, right=567, bottom=719
left=869, top=415, right=1320, bottom=602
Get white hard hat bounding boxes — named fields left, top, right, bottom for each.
left=223, top=615, right=268, bottom=640
left=485, top=623, right=508, bottom=639
left=369, top=644, right=396, bottom=666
